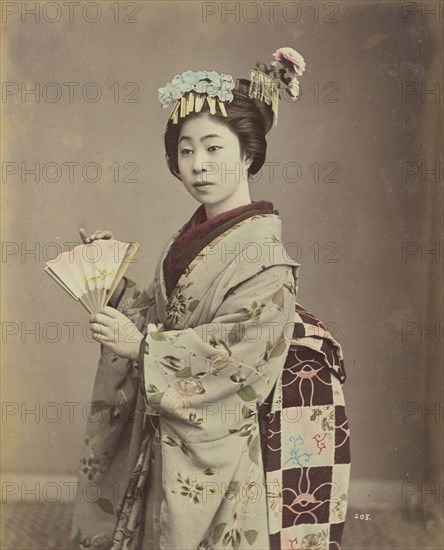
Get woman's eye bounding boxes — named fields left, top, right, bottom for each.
left=179, top=146, right=221, bottom=155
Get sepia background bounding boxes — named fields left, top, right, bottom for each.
left=1, top=0, right=443, bottom=548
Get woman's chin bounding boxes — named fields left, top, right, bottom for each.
left=190, top=190, right=221, bottom=204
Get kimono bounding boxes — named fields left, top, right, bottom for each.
left=70, top=201, right=350, bottom=550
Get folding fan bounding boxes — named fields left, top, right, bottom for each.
left=44, top=239, right=139, bottom=314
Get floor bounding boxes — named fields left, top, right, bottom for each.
left=0, top=503, right=442, bottom=549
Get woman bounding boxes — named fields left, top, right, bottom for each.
left=70, top=49, right=350, bottom=550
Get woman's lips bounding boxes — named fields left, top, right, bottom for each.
left=193, top=182, right=214, bottom=189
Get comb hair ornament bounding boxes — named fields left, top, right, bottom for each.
left=158, top=46, right=306, bottom=127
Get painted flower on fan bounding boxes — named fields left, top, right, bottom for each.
left=158, top=70, right=235, bottom=108
left=273, top=47, right=306, bottom=76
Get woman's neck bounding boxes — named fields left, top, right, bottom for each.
left=204, top=189, right=252, bottom=220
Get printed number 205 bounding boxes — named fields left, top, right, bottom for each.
left=354, top=513, right=371, bottom=520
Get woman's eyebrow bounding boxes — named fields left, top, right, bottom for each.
left=178, top=134, right=223, bottom=144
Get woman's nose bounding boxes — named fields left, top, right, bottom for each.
left=192, top=150, right=209, bottom=174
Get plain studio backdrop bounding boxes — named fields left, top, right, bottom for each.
left=1, top=1, right=442, bottom=548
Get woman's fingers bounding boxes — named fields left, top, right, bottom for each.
left=79, top=228, right=114, bottom=244
left=94, top=230, right=113, bottom=240
left=90, top=322, right=106, bottom=335
left=79, top=227, right=90, bottom=243
left=89, top=312, right=115, bottom=327
left=100, top=306, right=121, bottom=319
left=89, top=321, right=116, bottom=343
left=89, top=308, right=119, bottom=322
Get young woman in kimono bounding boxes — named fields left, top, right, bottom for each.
left=70, top=48, right=350, bottom=550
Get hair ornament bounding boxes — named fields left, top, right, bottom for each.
left=255, top=46, right=306, bottom=126
left=158, top=47, right=306, bottom=127
left=157, top=70, right=235, bottom=124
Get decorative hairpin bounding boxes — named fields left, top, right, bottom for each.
left=158, top=70, right=236, bottom=124
left=158, top=47, right=306, bottom=126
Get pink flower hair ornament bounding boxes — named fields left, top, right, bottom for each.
left=273, top=47, right=306, bottom=76
left=158, top=46, right=306, bottom=127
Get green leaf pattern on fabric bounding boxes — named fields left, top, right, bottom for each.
left=133, top=264, right=296, bottom=548
left=70, top=214, right=301, bottom=550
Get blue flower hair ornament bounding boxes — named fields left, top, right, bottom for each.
left=158, top=70, right=235, bottom=106
left=158, top=47, right=306, bottom=126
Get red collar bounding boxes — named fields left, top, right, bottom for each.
left=170, top=200, right=275, bottom=271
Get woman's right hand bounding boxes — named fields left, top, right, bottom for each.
left=79, top=228, right=114, bottom=244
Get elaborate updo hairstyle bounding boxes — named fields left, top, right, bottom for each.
left=163, top=79, right=274, bottom=181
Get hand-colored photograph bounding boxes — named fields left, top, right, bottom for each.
left=1, top=1, right=442, bottom=549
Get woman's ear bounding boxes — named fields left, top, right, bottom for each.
left=244, top=155, right=253, bottom=170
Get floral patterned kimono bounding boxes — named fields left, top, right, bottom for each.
left=70, top=200, right=350, bottom=550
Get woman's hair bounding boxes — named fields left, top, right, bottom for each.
left=163, top=79, right=274, bottom=181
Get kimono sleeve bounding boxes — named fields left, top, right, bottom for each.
left=113, top=276, right=158, bottom=332
left=137, top=264, right=297, bottom=443
left=85, top=274, right=157, bottom=420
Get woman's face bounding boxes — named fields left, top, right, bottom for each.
left=177, top=111, right=252, bottom=207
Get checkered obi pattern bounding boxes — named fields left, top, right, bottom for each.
left=259, top=303, right=351, bottom=550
